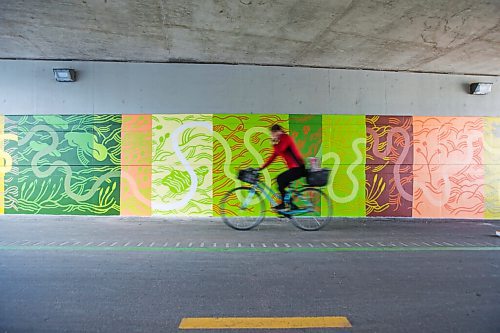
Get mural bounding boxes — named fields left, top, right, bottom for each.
left=323, top=115, right=366, bottom=217
left=484, top=117, right=500, bottom=218
left=212, top=114, right=288, bottom=216
left=3, top=115, right=121, bottom=215
left=121, top=115, right=152, bottom=216
left=413, top=117, right=484, bottom=218
left=366, top=116, right=413, bottom=217
left=151, top=114, right=213, bottom=216
left=1, top=113, right=498, bottom=219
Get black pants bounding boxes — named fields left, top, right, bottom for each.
left=277, top=166, right=307, bottom=201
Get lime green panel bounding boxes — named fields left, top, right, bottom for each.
left=322, top=115, right=366, bottom=217
left=484, top=117, right=500, bottom=218
left=213, top=114, right=288, bottom=216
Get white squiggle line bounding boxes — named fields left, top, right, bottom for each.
left=153, top=121, right=212, bottom=211
left=122, top=126, right=239, bottom=211
left=0, top=134, right=18, bottom=174
left=121, top=171, right=150, bottom=207
left=367, top=127, right=412, bottom=201
left=323, top=138, right=365, bottom=203
left=244, top=127, right=271, bottom=185
left=213, top=131, right=236, bottom=182
left=414, top=132, right=481, bottom=207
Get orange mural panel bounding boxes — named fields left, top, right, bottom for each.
left=121, top=115, right=152, bottom=216
left=412, top=117, right=484, bottom=218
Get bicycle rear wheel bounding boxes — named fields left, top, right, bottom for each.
left=290, top=187, right=332, bottom=231
left=220, top=187, right=266, bottom=230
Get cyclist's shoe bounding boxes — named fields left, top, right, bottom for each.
left=273, top=202, right=287, bottom=211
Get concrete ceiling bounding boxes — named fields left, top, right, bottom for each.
left=1, top=0, right=500, bottom=75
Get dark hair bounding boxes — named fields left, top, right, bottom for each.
left=270, top=124, right=283, bottom=132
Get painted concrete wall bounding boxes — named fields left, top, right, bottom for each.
left=1, top=60, right=499, bottom=219
left=1, top=60, right=499, bottom=116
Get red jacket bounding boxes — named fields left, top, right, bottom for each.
left=261, top=133, right=304, bottom=169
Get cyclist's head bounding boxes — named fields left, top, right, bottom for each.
left=270, top=124, right=284, bottom=133
left=270, top=124, right=284, bottom=143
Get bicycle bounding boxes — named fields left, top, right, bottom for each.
left=220, top=168, right=333, bottom=231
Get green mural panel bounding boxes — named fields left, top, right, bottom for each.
left=151, top=114, right=213, bottom=216
left=213, top=114, right=288, bottom=216
left=3, top=115, right=121, bottom=215
left=322, top=115, right=366, bottom=216
left=484, top=117, right=500, bottom=218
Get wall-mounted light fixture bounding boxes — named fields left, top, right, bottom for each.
left=469, top=82, right=492, bottom=95
left=53, top=68, right=77, bottom=82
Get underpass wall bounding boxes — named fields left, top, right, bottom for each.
left=1, top=60, right=499, bottom=218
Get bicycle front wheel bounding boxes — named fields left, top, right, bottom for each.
left=290, top=187, right=332, bottom=231
left=220, top=187, right=266, bottom=230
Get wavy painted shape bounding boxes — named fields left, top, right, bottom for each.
left=18, top=125, right=120, bottom=202
left=366, top=127, right=412, bottom=201
left=0, top=133, right=19, bottom=174
left=323, top=138, right=365, bottom=203
left=153, top=121, right=210, bottom=211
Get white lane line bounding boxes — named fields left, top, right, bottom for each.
left=33, top=241, right=43, bottom=246
left=463, top=242, right=474, bottom=246
left=188, top=242, right=193, bottom=248
left=150, top=242, right=156, bottom=247
left=73, top=241, right=81, bottom=246
left=366, top=242, right=374, bottom=247
left=98, top=242, right=106, bottom=247
left=308, top=243, right=314, bottom=248
left=110, top=242, right=118, bottom=247
left=238, top=243, right=242, bottom=248
left=296, top=243, right=302, bottom=248
left=377, top=242, right=386, bottom=247
left=47, top=241, right=57, bottom=246
left=483, top=242, right=496, bottom=246
left=225, top=243, right=230, bottom=248
left=432, top=242, right=443, bottom=246
left=21, top=241, right=32, bottom=246
left=262, top=243, right=267, bottom=248
left=274, top=243, right=279, bottom=248
left=175, top=242, right=181, bottom=248
left=400, top=242, right=408, bottom=247
left=284, top=243, right=290, bottom=248
left=422, top=242, right=432, bottom=247
left=321, top=243, right=328, bottom=247
left=200, top=242, right=205, bottom=247
left=442, top=242, right=454, bottom=246
left=343, top=242, right=352, bottom=247
left=84, top=242, right=93, bottom=246
left=331, top=242, right=339, bottom=247
left=354, top=243, right=362, bottom=247
left=137, top=242, right=143, bottom=247
left=250, top=243, right=255, bottom=248
left=452, top=242, right=465, bottom=246
left=124, top=242, right=130, bottom=247
left=213, top=243, right=217, bottom=248
left=59, top=241, right=70, bottom=246
left=164, top=242, right=169, bottom=247
left=411, top=242, right=421, bottom=247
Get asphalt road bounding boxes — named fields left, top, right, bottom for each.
left=1, top=217, right=499, bottom=332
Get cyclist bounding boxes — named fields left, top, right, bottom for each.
left=259, top=124, right=307, bottom=210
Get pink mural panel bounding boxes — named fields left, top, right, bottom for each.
left=413, top=117, right=484, bottom=218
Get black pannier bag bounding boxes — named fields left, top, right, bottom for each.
left=238, top=168, right=259, bottom=184
left=306, top=168, right=331, bottom=187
